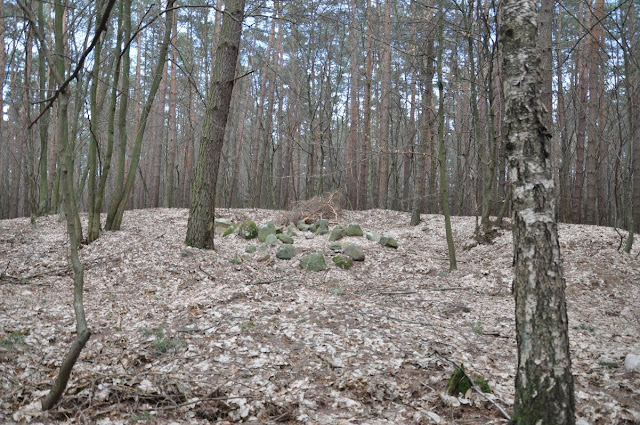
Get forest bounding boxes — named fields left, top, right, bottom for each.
left=0, top=0, right=639, bottom=423
left=0, top=0, right=637, bottom=230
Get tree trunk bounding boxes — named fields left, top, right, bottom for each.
left=500, top=0, right=575, bottom=421
left=360, top=0, right=373, bottom=209
left=165, top=11, right=178, bottom=208
left=573, top=2, right=588, bottom=223
left=106, top=0, right=133, bottom=230
left=436, top=22, right=456, bottom=271
left=106, top=0, right=175, bottom=230
left=377, top=0, right=391, bottom=209
left=87, top=0, right=105, bottom=243
left=185, top=0, right=246, bottom=249
left=586, top=0, right=604, bottom=224
left=347, top=0, right=360, bottom=208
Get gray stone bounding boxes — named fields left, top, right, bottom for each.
left=299, top=252, right=326, bottom=271
left=379, top=235, right=398, bottom=249
left=366, top=231, right=381, bottom=242
left=297, top=220, right=310, bottom=231
left=625, top=353, right=640, bottom=372
left=343, top=244, right=365, bottom=261
left=346, top=223, right=363, bottom=237
left=276, top=244, right=296, bottom=260
left=329, top=225, right=347, bottom=242
left=214, top=218, right=233, bottom=235
left=245, top=245, right=257, bottom=253
left=286, top=223, right=298, bottom=235
left=305, top=232, right=315, bottom=240
left=277, top=233, right=294, bottom=244
left=314, top=219, right=329, bottom=235
left=238, top=220, right=258, bottom=239
left=256, top=253, right=270, bottom=262
left=265, top=234, right=279, bottom=245
left=258, top=221, right=277, bottom=242
left=333, top=255, right=354, bottom=270
left=329, top=242, right=343, bottom=252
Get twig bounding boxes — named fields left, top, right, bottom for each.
left=246, top=278, right=284, bottom=285
left=376, top=290, right=420, bottom=296
left=375, top=287, right=469, bottom=296
left=429, top=256, right=468, bottom=263
left=433, top=350, right=511, bottom=421
left=613, top=226, right=625, bottom=251
left=198, top=264, right=215, bottom=281
left=139, top=395, right=257, bottom=411
left=175, top=325, right=217, bottom=333
left=341, top=310, right=451, bottom=329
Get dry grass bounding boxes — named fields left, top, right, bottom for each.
left=278, top=190, right=344, bottom=225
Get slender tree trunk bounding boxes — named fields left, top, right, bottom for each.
left=411, top=6, right=434, bottom=225
left=556, top=14, right=569, bottom=222
left=436, top=22, right=456, bottom=271
left=36, top=0, right=50, bottom=216
left=360, top=0, right=373, bottom=209
left=87, top=0, right=105, bottom=243
left=624, top=0, right=637, bottom=252
left=106, top=0, right=133, bottom=230
left=24, top=21, right=36, bottom=225
left=586, top=0, right=604, bottom=224
left=501, top=0, right=575, bottom=421
left=377, top=0, right=391, bottom=208
left=347, top=0, right=360, bottom=208
left=185, top=0, right=245, bottom=249
left=106, top=0, right=175, bottom=230
left=165, top=11, right=178, bottom=207
left=573, top=2, right=588, bottom=223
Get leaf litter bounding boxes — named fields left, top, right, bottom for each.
left=0, top=208, right=639, bottom=424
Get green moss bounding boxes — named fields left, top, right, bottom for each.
left=238, top=220, right=258, bottom=239
left=474, top=377, right=492, bottom=393
left=240, top=321, right=255, bottom=330
left=333, top=255, right=353, bottom=270
left=447, top=364, right=491, bottom=395
left=223, top=225, right=235, bottom=237
left=0, top=330, right=26, bottom=348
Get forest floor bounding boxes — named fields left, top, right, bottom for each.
left=1, top=207, right=639, bottom=424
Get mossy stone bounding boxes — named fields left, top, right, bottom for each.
left=245, top=245, right=257, bottom=253
left=276, top=244, right=296, bottom=260
left=366, top=231, right=381, bottom=242
left=258, top=221, right=277, bottom=242
left=299, top=252, right=326, bottom=271
left=379, top=235, right=398, bottom=249
left=329, top=225, right=347, bottom=241
left=329, top=242, right=343, bottom=252
left=314, top=219, right=329, bottom=235
left=265, top=234, right=279, bottom=245
left=346, top=223, right=363, bottom=237
left=222, top=225, right=235, bottom=237
left=238, top=220, right=258, bottom=239
left=277, top=233, right=294, bottom=244
left=447, top=364, right=491, bottom=396
left=214, top=218, right=233, bottom=235
left=343, top=244, right=365, bottom=261
left=333, top=255, right=353, bottom=270
left=297, top=220, right=310, bottom=231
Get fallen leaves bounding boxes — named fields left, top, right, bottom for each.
left=0, top=208, right=639, bottom=423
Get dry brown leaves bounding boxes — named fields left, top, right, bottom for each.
left=1, top=208, right=639, bottom=424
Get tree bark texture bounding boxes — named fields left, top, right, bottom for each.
left=500, top=0, right=575, bottom=422
left=185, top=0, right=246, bottom=249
